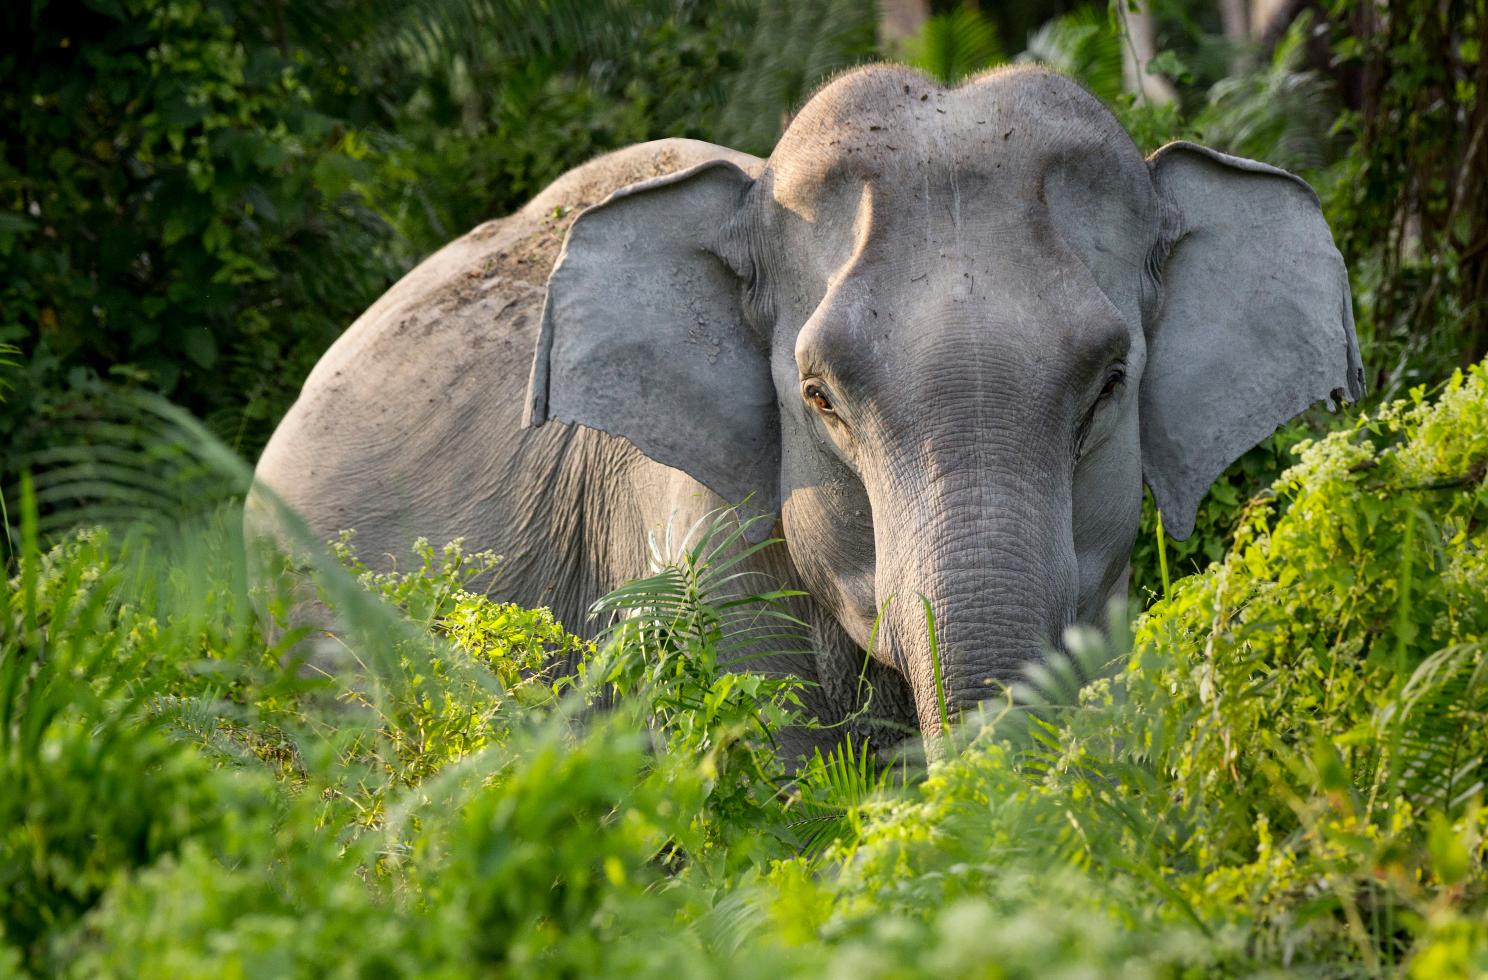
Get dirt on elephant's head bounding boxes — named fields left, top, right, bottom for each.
left=469, top=144, right=689, bottom=293
left=419, top=140, right=747, bottom=326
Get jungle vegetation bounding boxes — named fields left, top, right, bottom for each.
left=2, top=0, right=1485, bottom=974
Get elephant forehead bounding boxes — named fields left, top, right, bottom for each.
left=767, top=64, right=1146, bottom=221
left=806, top=261, right=1129, bottom=374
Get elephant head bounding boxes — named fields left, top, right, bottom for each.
left=526, top=65, right=1363, bottom=735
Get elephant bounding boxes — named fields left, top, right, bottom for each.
left=250, top=64, right=1363, bottom=757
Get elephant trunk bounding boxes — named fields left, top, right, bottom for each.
left=873, top=460, right=1078, bottom=737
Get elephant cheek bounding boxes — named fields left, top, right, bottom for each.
left=780, top=484, right=878, bottom=649
left=1072, top=416, right=1144, bottom=620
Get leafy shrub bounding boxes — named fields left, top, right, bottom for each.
left=5, top=357, right=1488, bottom=975
left=1321, top=0, right=1486, bottom=379
left=897, top=8, right=1003, bottom=83
left=1017, top=5, right=1125, bottom=102
left=0, top=498, right=280, bottom=971
left=0, top=0, right=878, bottom=487
left=753, top=361, right=1488, bottom=975
left=5, top=5, right=1488, bottom=966
left=1, top=0, right=403, bottom=459
left=1193, top=16, right=1342, bottom=174
left=1130, top=423, right=1311, bottom=603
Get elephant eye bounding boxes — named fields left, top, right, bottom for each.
left=1098, top=367, right=1126, bottom=400
left=803, top=382, right=835, bottom=414
left=1076, top=364, right=1127, bottom=461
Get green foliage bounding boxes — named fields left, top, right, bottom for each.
left=6, top=362, right=1488, bottom=974
left=1192, top=16, right=1342, bottom=173
left=736, top=360, right=1488, bottom=975
left=6, top=2, right=1488, bottom=972
left=898, top=8, right=1003, bottom=84
left=714, top=0, right=879, bottom=152
left=373, top=6, right=745, bottom=250
left=792, top=735, right=899, bottom=861
left=7, top=0, right=1480, bottom=605
left=1322, top=0, right=1486, bottom=382
left=0, top=488, right=279, bottom=969
left=2, top=0, right=877, bottom=487
left=1018, top=5, right=1126, bottom=103
left=582, top=512, right=818, bottom=873
left=0, top=342, right=18, bottom=403
left=1110, top=363, right=1488, bottom=967
left=1130, top=423, right=1312, bottom=603
left=2, top=0, right=403, bottom=458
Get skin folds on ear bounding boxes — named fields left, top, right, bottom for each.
left=1140, top=141, right=1365, bottom=540
left=526, top=159, right=781, bottom=527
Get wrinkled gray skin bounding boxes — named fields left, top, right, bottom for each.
left=252, top=65, right=1363, bottom=754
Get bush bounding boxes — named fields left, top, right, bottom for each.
left=1130, top=423, right=1311, bottom=603
left=1, top=0, right=403, bottom=459
left=5, top=4, right=1486, bottom=968
left=0, top=0, right=878, bottom=483
left=4, top=358, right=1488, bottom=975
left=763, top=362, right=1488, bottom=975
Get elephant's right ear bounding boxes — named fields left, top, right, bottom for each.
left=525, top=160, right=779, bottom=524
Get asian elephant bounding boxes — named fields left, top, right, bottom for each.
left=250, top=64, right=1363, bottom=755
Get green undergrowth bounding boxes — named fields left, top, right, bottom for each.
left=6, top=365, right=1488, bottom=976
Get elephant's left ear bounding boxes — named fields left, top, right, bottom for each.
left=526, top=159, right=780, bottom=534
left=1140, top=141, right=1365, bottom=540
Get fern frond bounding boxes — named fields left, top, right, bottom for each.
left=790, top=734, right=899, bottom=861
left=0, top=341, right=19, bottom=404
left=1377, top=641, right=1488, bottom=813
left=1193, top=14, right=1340, bottom=173
left=898, top=8, right=1003, bottom=84
left=1017, top=7, right=1125, bottom=103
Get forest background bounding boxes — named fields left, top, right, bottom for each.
left=2, top=0, right=1488, bottom=976
left=3, top=0, right=1484, bottom=589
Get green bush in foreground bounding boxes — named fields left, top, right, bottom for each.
left=5, top=365, right=1488, bottom=976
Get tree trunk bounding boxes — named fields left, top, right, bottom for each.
left=878, top=0, right=929, bottom=49
left=1250, top=0, right=1290, bottom=39
left=1120, top=1, right=1177, bottom=104
left=1221, top=0, right=1252, bottom=72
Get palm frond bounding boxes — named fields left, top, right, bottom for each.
left=0, top=342, right=18, bottom=404
left=898, top=8, right=1003, bottom=85
left=1376, top=641, right=1488, bottom=813
left=692, top=886, right=763, bottom=959
left=715, top=0, right=879, bottom=153
left=12, top=386, right=249, bottom=540
left=1017, top=7, right=1125, bottom=104
left=791, top=734, right=899, bottom=861
left=592, top=506, right=808, bottom=655
left=1192, top=14, right=1341, bottom=174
